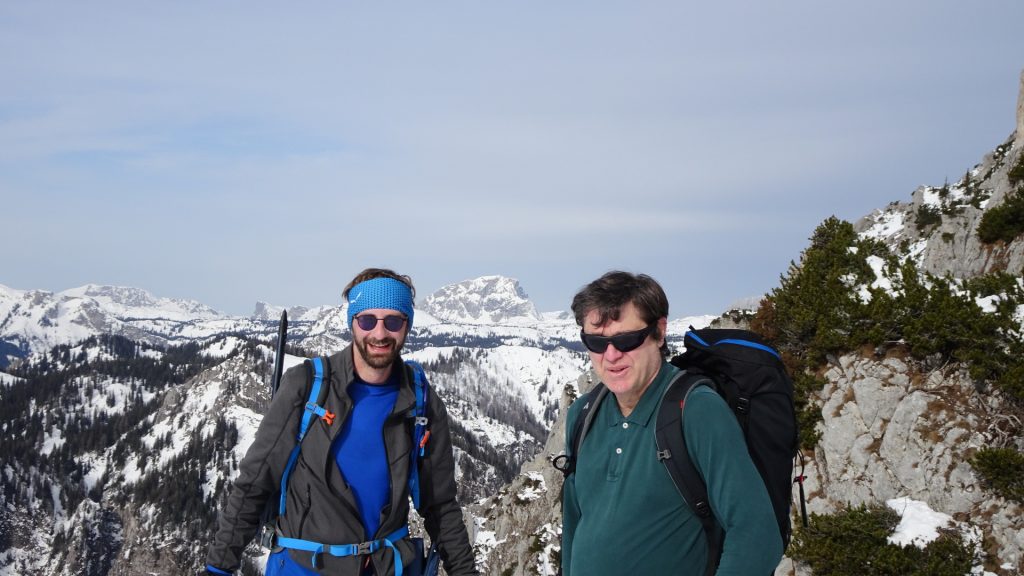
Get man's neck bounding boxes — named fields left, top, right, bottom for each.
left=614, top=383, right=649, bottom=418
left=358, top=366, right=394, bottom=385
left=613, top=367, right=662, bottom=418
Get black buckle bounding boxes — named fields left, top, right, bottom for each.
left=258, top=524, right=276, bottom=549
left=551, top=454, right=572, bottom=474
left=694, top=501, right=712, bottom=518
left=356, top=541, right=373, bottom=555
left=735, top=397, right=750, bottom=416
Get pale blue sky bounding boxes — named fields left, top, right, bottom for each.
left=2, top=2, right=1023, bottom=317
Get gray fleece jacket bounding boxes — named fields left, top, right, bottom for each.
left=206, top=346, right=477, bottom=575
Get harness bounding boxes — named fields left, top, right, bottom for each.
left=274, top=356, right=432, bottom=575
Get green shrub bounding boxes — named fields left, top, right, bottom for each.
left=915, top=205, right=942, bottom=232
left=993, top=356, right=1024, bottom=403
left=790, top=504, right=974, bottom=576
left=1008, top=153, right=1024, bottom=183
left=971, top=447, right=1024, bottom=504
left=759, top=217, right=877, bottom=367
left=977, top=190, right=1024, bottom=243
left=753, top=217, right=1024, bottom=437
left=964, top=272, right=1024, bottom=298
left=792, top=372, right=824, bottom=448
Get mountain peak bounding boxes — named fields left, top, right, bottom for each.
left=59, top=284, right=223, bottom=320
left=421, top=276, right=541, bottom=324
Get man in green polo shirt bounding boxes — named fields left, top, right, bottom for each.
left=561, top=271, right=783, bottom=575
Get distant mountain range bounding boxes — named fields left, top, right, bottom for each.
left=0, top=275, right=713, bottom=368
left=0, top=273, right=714, bottom=575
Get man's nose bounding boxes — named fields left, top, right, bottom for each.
left=603, top=343, right=625, bottom=360
left=370, top=321, right=390, bottom=337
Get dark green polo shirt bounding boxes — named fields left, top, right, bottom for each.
left=562, top=362, right=782, bottom=576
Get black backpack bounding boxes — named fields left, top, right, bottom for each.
left=556, top=327, right=801, bottom=576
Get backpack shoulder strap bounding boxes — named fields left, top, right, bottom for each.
left=278, top=356, right=333, bottom=516
left=655, top=371, right=721, bottom=576
left=553, top=381, right=608, bottom=476
left=404, top=360, right=431, bottom=511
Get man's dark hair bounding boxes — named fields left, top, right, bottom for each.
left=342, top=268, right=416, bottom=300
left=571, top=271, right=670, bottom=356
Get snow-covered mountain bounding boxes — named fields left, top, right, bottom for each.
left=421, top=276, right=542, bottom=324
left=0, top=283, right=226, bottom=361
left=0, top=271, right=721, bottom=575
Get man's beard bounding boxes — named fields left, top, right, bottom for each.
left=355, top=335, right=403, bottom=369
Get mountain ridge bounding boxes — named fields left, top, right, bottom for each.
left=4, top=80, right=1023, bottom=576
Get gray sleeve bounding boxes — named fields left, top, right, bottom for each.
left=205, top=363, right=307, bottom=572
left=419, top=388, right=479, bottom=576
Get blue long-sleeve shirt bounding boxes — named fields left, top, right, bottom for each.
left=332, top=375, right=401, bottom=539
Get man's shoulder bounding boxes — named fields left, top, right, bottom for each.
left=565, top=381, right=603, bottom=432
left=686, top=382, right=722, bottom=401
left=682, top=383, right=729, bottom=412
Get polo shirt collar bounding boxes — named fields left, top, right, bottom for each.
left=601, top=361, right=675, bottom=428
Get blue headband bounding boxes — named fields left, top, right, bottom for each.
left=346, top=277, right=415, bottom=330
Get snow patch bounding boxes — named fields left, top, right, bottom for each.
left=886, top=496, right=952, bottom=548
left=885, top=497, right=998, bottom=576
left=40, top=426, right=65, bottom=456
left=861, top=210, right=905, bottom=240
left=516, top=472, right=546, bottom=502
left=204, top=336, right=247, bottom=359
left=0, top=372, right=24, bottom=386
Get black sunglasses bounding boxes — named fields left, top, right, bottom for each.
left=580, top=324, right=655, bottom=354
left=354, top=314, right=407, bottom=332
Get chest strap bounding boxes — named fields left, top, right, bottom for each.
left=276, top=525, right=410, bottom=574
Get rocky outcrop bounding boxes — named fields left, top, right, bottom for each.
left=471, top=371, right=595, bottom=576
left=800, top=351, right=1023, bottom=572
left=856, top=79, right=1024, bottom=280
left=1016, top=69, right=1024, bottom=150
left=855, top=138, right=1024, bottom=280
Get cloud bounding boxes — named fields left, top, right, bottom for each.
left=2, top=0, right=1023, bottom=316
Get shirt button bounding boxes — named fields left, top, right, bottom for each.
left=622, top=422, right=629, bottom=429
left=616, top=448, right=623, bottom=454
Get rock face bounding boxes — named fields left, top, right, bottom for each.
left=855, top=73, right=1024, bottom=279
left=855, top=140, right=1024, bottom=280
left=1017, top=69, right=1024, bottom=150
left=471, top=371, right=595, bottom=576
left=802, top=352, right=1023, bottom=572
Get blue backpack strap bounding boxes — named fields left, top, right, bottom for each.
left=278, top=356, right=332, bottom=516
left=277, top=525, right=410, bottom=575
left=405, top=360, right=430, bottom=511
